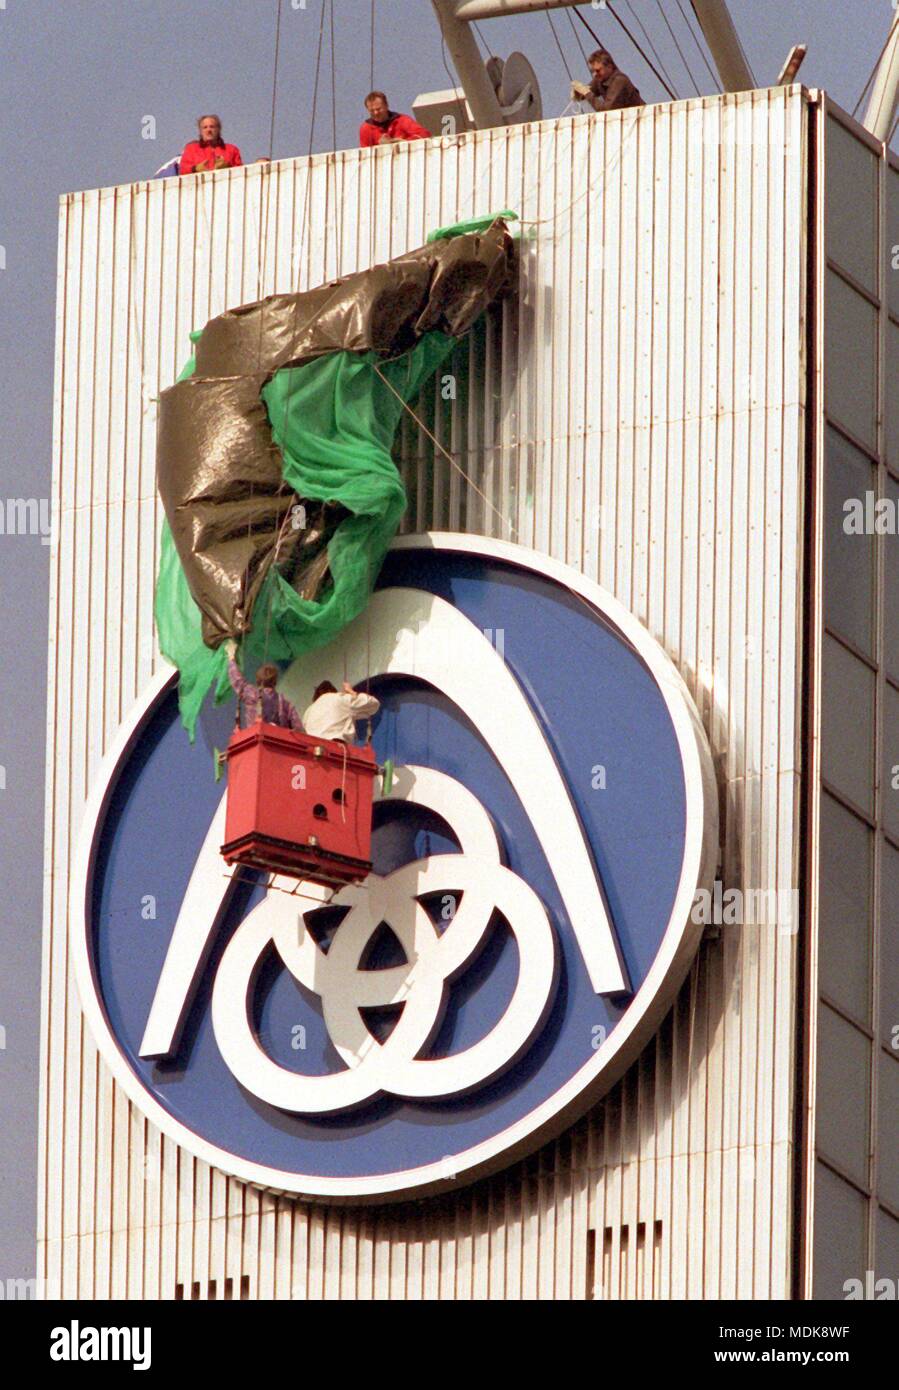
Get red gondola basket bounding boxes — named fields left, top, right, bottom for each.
left=220, top=722, right=378, bottom=887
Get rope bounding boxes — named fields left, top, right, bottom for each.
left=370, top=0, right=375, bottom=91
left=257, top=0, right=327, bottom=667
left=366, top=554, right=372, bottom=704
left=306, top=0, right=327, bottom=178
left=329, top=0, right=337, bottom=159
left=339, top=739, right=348, bottom=824
left=290, top=0, right=326, bottom=299
left=371, top=362, right=517, bottom=540
left=261, top=490, right=303, bottom=664
left=511, top=98, right=641, bottom=234
left=473, top=20, right=495, bottom=58
left=646, top=0, right=696, bottom=98
left=441, top=34, right=459, bottom=96
left=572, top=2, right=677, bottom=102
left=672, top=0, right=722, bottom=94
left=254, top=0, right=285, bottom=301
left=603, top=1, right=678, bottom=101
left=621, top=0, right=680, bottom=99
left=565, top=7, right=589, bottom=63
left=546, top=9, right=574, bottom=83
left=245, top=0, right=286, bottom=668
left=328, top=0, right=344, bottom=257
left=267, top=0, right=284, bottom=160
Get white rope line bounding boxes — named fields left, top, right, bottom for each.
left=371, top=361, right=517, bottom=540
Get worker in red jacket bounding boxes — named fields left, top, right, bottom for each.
left=180, top=115, right=243, bottom=175
left=360, top=91, right=431, bottom=148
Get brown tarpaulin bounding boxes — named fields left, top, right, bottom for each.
left=156, top=220, right=514, bottom=649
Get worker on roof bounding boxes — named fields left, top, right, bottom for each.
left=303, top=681, right=380, bottom=744
left=225, top=641, right=303, bottom=730
left=180, top=115, right=243, bottom=175
left=571, top=49, right=643, bottom=113
left=360, top=91, right=431, bottom=148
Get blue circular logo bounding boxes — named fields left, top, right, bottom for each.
left=75, top=536, right=717, bottom=1199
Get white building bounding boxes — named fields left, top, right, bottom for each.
left=41, top=81, right=897, bottom=1299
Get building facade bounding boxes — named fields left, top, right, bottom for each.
left=808, top=98, right=899, bottom=1300
left=41, top=85, right=895, bottom=1299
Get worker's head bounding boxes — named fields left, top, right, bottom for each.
left=365, top=91, right=390, bottom=123
left=197, top=114, right=222, bottom=143
left=256, top=662, right=280, bottom=690
left=313, top=680, right=337, bottom=701
left=588, top=50, right=615, bottom=81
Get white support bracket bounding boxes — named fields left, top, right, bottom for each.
left=864, top=7, right=899, bottom=144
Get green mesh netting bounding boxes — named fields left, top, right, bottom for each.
left=154, top=330, right=456, bottom=738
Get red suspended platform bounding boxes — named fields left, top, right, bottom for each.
left=220, top=722, right=378, bottom=887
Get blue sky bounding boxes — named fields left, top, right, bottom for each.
left=0, top=0, right=894, bottom=1282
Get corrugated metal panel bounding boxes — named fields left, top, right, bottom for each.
left=41, top=86, right=810, bottom=1299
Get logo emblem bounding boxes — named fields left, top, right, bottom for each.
left=74, top=534, right=717, bottom=1200
left=211, top=766, right=557, bottom=1113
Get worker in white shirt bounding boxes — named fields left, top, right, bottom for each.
left=302, top=680, right=380, bottom=744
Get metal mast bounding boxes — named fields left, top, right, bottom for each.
left=863, top=5, right=899, bottom=142
left=688, top=0, right=753, bottom=92
left=430, top=0, right=754, bottom=131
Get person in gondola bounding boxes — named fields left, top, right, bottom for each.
left=224, top=640, right=303, bottom=731
left=302, top=681, right=380, bottom=744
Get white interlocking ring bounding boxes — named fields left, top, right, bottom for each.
left=211, top=766, right=557, bottom=1113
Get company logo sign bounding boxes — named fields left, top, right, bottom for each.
left=74, top=535, right=717, bottom=1200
